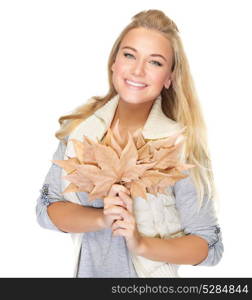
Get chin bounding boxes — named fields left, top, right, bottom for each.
left=118, top=89, right=156, bottom=103
left=117, top=93, right=145, bottom=104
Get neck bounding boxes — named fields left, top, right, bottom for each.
left=112, top=97, right=155, bottom=131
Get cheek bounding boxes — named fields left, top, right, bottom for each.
left=113, top=64, right=124, bottom=76
left=150, top=72, right=168, bottom=86
left=112, top=64, right=124, bottom=85
left=112, top=57, right=127, bottom=75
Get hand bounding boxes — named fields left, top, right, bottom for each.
left=102, top=184, right=129, bottom=229
left=110, top=189, right=144, bottom=255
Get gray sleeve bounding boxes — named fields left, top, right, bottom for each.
left=172, top=170, right=224, bottom=266
left=35, top=137, right=69, bottom=233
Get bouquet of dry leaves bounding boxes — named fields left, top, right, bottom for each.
left=52, top=120, right=195, bottom=201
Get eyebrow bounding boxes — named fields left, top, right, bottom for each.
left=121, top=46, right=167, bottom=62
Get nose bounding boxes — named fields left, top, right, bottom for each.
left=131, top=59, right=145, bottom=77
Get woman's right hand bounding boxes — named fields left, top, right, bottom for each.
left=102, top=184, right=130, bottom=229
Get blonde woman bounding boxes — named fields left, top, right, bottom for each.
left=36, top=9, right=223, bottom=277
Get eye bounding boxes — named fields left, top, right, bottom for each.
left=123, top=52, right=135, bottom=59
left=150, top=60, right=163, bottom=67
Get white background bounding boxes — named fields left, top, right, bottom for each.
left=0, top=0, right=251, bottom=277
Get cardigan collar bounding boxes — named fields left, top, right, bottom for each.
left=94, top=94, right=182, bottom=140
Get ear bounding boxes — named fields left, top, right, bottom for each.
left=164, top=78, right=171, bottom=89
left=111, top=62, right=115, bottom=72
left=164, top=72, right=174, bottom=89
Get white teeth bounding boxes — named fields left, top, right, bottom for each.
left=126, top=80, right=146, bottom=87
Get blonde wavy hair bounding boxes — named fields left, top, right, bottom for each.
left=55, top=9, right=218, bottom=211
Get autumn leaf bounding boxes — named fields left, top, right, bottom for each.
left=130, top=180, right=147, bottom=199
left=52, top=120, right=195, bottom=201
left=52, top=157, right=79, bottom=174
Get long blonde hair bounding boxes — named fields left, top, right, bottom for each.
left=55, top=9, right=218, bottom=211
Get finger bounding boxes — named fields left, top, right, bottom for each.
left=104, top=196, right=126, bottom=208
left=105, top=206, right=131, bottom=222
left=103, top=211, right=121, bottom=220
left=118, top=191, right=133, bottom=212
left=103, top=205, right=127, bottom=216
left=111, top=220, right=127, bottom=231
left=111, top=215, right=124, bottom=226
left=108, top=184, right=130, bottom=197
left=113, top=228, right=126, bottom=237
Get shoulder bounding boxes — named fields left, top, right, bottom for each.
left=52, top=136, right=69, bottom=160
left=172, top=170, right=194, bottom=195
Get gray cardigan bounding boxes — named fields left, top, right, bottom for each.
left=36, top=139, right=224, bottom=277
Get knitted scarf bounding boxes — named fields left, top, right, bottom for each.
left=61, top=94, right=185, bottom=277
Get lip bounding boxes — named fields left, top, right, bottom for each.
left=124, top=79, right=148, bottom=89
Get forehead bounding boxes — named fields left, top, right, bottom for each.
left=120, top=27, right=173, bottom=57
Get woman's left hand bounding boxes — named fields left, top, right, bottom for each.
left=111, top=190, right=143, bottom=255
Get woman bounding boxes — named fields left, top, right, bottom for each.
left=36, top=9, right=223, bottom=277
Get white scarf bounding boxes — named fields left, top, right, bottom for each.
left=61, top=94, right=186, bottom=277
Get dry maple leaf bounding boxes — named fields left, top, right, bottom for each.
left=52, top=119, right=195, bottom=201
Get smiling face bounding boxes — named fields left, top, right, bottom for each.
left=111, top=27, right=174, bottom=105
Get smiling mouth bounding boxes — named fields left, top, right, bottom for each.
left=125, top=79, right=148, bottom=88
